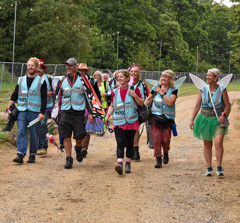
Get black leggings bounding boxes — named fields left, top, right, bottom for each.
left=114, top=126, right=136, bottom=159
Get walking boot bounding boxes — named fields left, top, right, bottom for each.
left=155, top=157, right=162, bottom=168
left=115, top=163, right=123, bottom=175
left=13, top=154, right=24, bottom=164
left=64, top=157, right=73, bottom=169
left=27, top=155, right=35, bottom=163
left=81, top=148, right=88, bottom=158
left=74, top=145, right=83, bottom=162
left=125, top=163, right=131, bottom=173
left=133, top=146, right=140, bottom=161
left=163, top=152, right=169, bottom=164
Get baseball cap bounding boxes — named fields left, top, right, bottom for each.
left=39, top=59, right=47, bottom=71
left=64, top=58, right=78, bottom=65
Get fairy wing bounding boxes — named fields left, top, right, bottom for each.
left=217, top=74, right=233, bottom=90
left=85, top=118, right=105, bottom=136
left=174, top=76, right=187, bottom=88
left=145, top=79, right=159, bottom=87
left=189, top=73, right=207, bottom=89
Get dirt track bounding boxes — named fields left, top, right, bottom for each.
left=0, top=92, right=239, bottom=223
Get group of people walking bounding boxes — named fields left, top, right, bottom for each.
left=7, top=57, right=230, bottom=177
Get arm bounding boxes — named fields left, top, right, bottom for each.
left=39, top=81, right=47, bottom=121
left=157, top=87, right=177, bottom=106
left=218, top=89, right=230, bottom=125
left=128, top=88, right=144, bottom=106
left=144, top=93, right=153, bottom=106
left=189, top=91, right=202, bottom=130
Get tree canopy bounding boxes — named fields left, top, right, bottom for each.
left=0, top=0, right=239, bottom=73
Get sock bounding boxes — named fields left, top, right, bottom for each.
left=67, top=156, right=72, bottom=159
left=126, top=162, right=130, bottom=164
left=118, top=162, right=123, bottom=165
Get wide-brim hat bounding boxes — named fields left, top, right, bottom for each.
left=77, top=63, right=90, bottom=71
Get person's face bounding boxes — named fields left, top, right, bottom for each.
left=206, top=72, right=217, bottom=84
left=130, top=67, right=139, bottom=81
left=94, top=73, right=101, bottom=81
left=27, top=60, right=38, bottom=75
left=66, top=64, right=76, bottom=75
left=115, top=73, right=119, bottom=81
left=79, top=69, right=88, bottom=75
left=103, top=75, right=108, bottom=81
left=118, top=72, right=129, bottom=86
left=36, top=66, right=45, bottom=77
left=160, top=74, right=171, bottom=85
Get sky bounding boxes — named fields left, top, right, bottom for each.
left=214, top=0, right=238, bottom=7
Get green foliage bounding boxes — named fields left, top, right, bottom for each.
left=0, top=0, right=239, bottom=72
left=48, top=123, right=55, bottom=135
left=0, top=132, right=8, bottom=141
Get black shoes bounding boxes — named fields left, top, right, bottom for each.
left=115, top=163, right=123, bottom=175
left=81, top=148, right=88, bottom=158
left=27, top=155, right=35, bottom=163
left=133, top=146, right=140, bottom=161
left=74, top=145, right=83, bottom=162
left=125, top=163, right=131, bottom=173
left=65, top=157, right=73, bottom=169
left=13, top=154, right=24, bottom=164
left=155, top=157, right=162, bottom=168
left=163, top=152, right=169, bottom=164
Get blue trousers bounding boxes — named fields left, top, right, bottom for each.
left=38, top=109, right=51, bottom=150
left=16, top=111, right=40, bottom=156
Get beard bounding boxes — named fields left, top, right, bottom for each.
left=27, top=67, right=37, bottom=75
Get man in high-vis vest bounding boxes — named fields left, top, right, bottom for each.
left=54, top=58, right=94, bottom=169
left=36, top=59, right=54, bottom=155
left=7, top=57, right=47, bottom=164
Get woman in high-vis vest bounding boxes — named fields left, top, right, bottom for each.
left=93, top=71, right=111, bottom=113
left=190, top=69, right=230, bottom=177
left=106, top=69, right=144, bottom=175
left=145, top=70, right=178, bottom=169
left=129, top=64, right=150, bottom=161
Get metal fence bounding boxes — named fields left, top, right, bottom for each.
left=1, top=61, right=240, bottom=93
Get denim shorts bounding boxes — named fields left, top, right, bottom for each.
left=59, top=110, right=86, bottom=140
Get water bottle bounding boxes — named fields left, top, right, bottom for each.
left=172, top=123, right=178, bottom=137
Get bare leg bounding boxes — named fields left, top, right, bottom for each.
left=203, top=140, right=213, bottom=168
left=134, top=129, right=139, bottom=146
left=64, top=138, right=72, bottom=156
left=214, top=134, right=224, bottom=167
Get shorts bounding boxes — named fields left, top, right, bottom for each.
left=59, top=110, right=86, bottom=140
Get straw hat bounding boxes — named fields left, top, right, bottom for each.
left=77, top=63, right=90, bottom=71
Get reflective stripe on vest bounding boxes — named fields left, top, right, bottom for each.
left=60, top=76, right=85, bottom=111
left=113, top=86, right=138, bottom=126
left=44, top=74, right=53, bottom=108
left=18, top=75, right=44, bottom=112
left=151, top=87, right=176, bottom=119
left=201, top=85, right=224, bottom=108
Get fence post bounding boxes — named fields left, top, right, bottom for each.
left=0, top=63, right=5, bottom=94
left=20, top=63, right=25, bottom=77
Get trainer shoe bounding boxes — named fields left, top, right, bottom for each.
left=13, top=154, right=24, bottom=164
left=216, top=166, right=224, bottom=177
left=115, top=163, right=123, bottom=175
left=37, top=149, right=47, bottom=155
left=206, top=167, right=213, bottom=176
left=125, top=163, right=131, bottom=173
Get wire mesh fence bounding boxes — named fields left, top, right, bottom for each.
left=1, top=61, right=239, bottom=94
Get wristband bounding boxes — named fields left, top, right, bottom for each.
left=6, top=107, right=10, bottom=112
left=221, top=112, right=226, bottom=117
left=161, top=94, right=165, bottom=98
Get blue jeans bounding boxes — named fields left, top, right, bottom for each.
left=38, top=109, right=51, bottom=150
left=16, top=111, right=40, bottom=156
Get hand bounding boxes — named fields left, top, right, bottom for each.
left=128, top=89, right=136, bottom=97
left=218, top=115, right=225, bottom=125
left=88, top=114, right=95, bottom=124
left=189, top=120, right=194, bottom=130
left=38, top=113, right=45, bottom=121
left=47, top=91, right=52, bottom=98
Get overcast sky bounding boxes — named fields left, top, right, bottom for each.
left=214, top=0, right=238, bottom=7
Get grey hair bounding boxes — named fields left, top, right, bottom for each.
left=208, top=68, right=221, bottom=80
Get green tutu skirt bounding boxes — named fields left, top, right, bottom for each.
left=193, top=113, right=228, bottom=141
